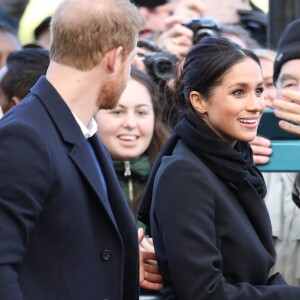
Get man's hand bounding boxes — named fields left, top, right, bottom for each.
left=138, top=228, right=163, bottom=291
left=273, top=90, right=300, bottom=136
left=158, top=16, right=193, bottom=60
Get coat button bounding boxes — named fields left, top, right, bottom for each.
left=101, top=250, right=111, bottom=261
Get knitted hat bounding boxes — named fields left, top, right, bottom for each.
left=131, top=0, right=167, bottom=8
left=273, top=18, right=300, bottom=83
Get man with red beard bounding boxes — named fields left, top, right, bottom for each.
left=0, top=1, right=161, bottom=300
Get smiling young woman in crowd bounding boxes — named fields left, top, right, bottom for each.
left=96, top=65, right=170, bottom=220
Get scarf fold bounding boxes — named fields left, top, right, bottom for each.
left=138, top=113, right=266, bottom=227
left=176, top=113, right=266, bottom=198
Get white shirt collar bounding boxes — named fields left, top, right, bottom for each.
left=72, top=113, right=98, bottom=139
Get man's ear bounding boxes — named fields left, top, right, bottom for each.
left=189, top=91, right=207, bottom=114
left=106, top=46, right=123, bottom=73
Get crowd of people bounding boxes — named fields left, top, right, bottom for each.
left=1, top=0, right=300, bottom=299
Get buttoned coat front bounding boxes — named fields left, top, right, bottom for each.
left=0, top=77, right=139, bottom=300
left=146, top=139, right=300, bottom=299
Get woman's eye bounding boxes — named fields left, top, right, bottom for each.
left=255, top=87, right=264, bottom=96
left=111, top=110, right=122, bottom=115
left=233, top=89, right=244, bottom=96
left=264, top=80, right=274, bottom=88
left=265, top=83, right=274, bottom=88
left=137, top=110, right=150, bottom=116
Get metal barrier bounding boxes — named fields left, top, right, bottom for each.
left=139, top=296, right=163, bottom=300
left=258, top=140, right=300, bottom=172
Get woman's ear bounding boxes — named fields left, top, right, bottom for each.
left=189, top=91, right=207, bottom=114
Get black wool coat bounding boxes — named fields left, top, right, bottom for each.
left=140, top=138, right=300, bottom=300
left=0, top=76, right=139, bottom=300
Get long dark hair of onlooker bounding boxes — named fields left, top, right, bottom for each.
left=129, top=66, right=170, bottom=214
left=130, top=65, right=170, bottom=164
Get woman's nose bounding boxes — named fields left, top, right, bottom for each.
left=122, top=112, right=137, bottom=128
left=248, top=94, right=265, bottom=112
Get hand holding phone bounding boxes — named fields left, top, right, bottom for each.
left=273, top=89, right=300, bottom=136
left=257, top=108, right=299, bottom=140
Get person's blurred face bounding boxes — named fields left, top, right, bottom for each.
left=37, top=29, right=51, bottom=50
left=194, top=58, right=265, bottom=147
left=276, top=59, right=300, bottom=99
left=96, top=78, right=155, bottom=160
left=138, top=2, right=177, bottom=39
left=177, top=0, right=248, bottom=24
left=259, top=57, right=277, bottom=108
left=0, top=32, right=21, bottom=68
left=0, top=87, right=10, bottom=114
left=0, top=65, right=9, bottom=113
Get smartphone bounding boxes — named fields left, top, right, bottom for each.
left=257, top=109, right=299, bottom=140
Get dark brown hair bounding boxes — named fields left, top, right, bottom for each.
left=174, top=36, right=261, bottom=119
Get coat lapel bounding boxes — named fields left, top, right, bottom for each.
left=237, top=179, right=275, bottom=257
left=69, top=138, right=118, bottom=229
left=30, top=76, right=118, bottom=230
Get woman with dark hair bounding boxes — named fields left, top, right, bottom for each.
left=138, top=37, right=300, bottom=299
left=96, top=65, right=170, bottom=220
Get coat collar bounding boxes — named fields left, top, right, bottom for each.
left=30, top=76, right=84, bottom=145
left=73, top=113, right=98, bottom=139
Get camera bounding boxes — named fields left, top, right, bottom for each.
left=138, top=51, right=177, bottom=82
left=184, top=17, right=221, bottom=44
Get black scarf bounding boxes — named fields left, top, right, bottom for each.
left=178, top=113, right=266, bottom=197
left=138, top=113, right=266, bottom=227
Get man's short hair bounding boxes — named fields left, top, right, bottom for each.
left=50, top=0, right=145, bottom=71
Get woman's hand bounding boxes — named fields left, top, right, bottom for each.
left=250, top=136, right=272, bottom=165
left=138, top=228, right=163, bottom=291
